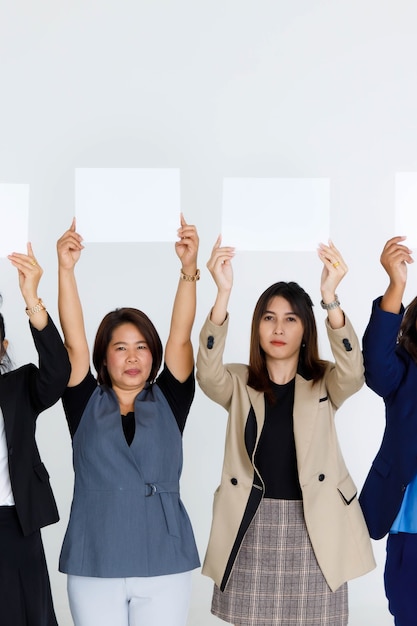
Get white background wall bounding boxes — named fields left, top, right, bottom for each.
left=2, top=1, right=417, bottom=624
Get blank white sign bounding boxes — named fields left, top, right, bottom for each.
left=0, top=184, right=29, bottom=258
left=75, top=168, right=181, bottom=242
left=395, top=172, right=417, bottom=248
left=221, top=177, right=330, bottom=251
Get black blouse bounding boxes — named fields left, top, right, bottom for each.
left=254, top=378, right=302, bottom=500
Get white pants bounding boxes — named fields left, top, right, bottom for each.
left=67, top=571, right=192, bottom=626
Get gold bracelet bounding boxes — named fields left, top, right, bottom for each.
left=180, top=268, right=200, bottom=282
left=25, top=299, right=46, bottom=316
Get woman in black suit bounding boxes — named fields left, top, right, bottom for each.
left=0, top=243, right=71, bottom=626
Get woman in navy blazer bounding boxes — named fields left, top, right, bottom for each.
left=359, top=236, right=417, bottom=626
left=0, top=244, right=71, bottom=626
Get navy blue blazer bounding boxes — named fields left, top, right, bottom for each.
left=0, top=316, right=71, bottom=536
left=359, top=297, right=417, bottom=540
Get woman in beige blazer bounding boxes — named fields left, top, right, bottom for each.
left=196, top=238, right=375, bottom=626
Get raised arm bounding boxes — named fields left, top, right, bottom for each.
left=206, top=235, right=235, bottom=325
left=196, top=236, right=236, bottom=406
left=164, top=214, right=199, bottom=382
left=318, top=241, right=364, bottom=403
left=57, top=219, right=88, bottom=387
left=379, top=236, right=413, bottom=313
left=8, top=243, right=71, bottom=408
left=8, top=242, right=48, bottom=331
left=317, top=240, right=348, bottom=330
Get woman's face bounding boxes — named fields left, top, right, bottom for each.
left=259, top=296, right=304, bottom=365
left=104, top=323, right=153, bottom=393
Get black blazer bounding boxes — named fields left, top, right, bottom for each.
left=0, top=316, right=71, bottom=536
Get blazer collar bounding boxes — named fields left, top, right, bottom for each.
left=246, top=384, right=265, bottom=452
left=0, top=375, right=17, bottom=443
left=246, top=374, right=321, bottom=466
left=293, top=373, right=321, bottom=466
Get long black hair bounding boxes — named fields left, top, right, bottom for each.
left=398, top=295, right=417, bottom=362
left=0, top=294, right=12, bottom=373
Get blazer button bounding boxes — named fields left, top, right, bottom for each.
left=231, top=478, right=238, bottom=486
left=207, top=335, right=214, bottom=349
left=342, top=338, right=352, bottom=352
left=318, top=474, right=325, bottom=482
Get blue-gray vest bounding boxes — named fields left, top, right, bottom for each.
left=59, top=382, right=200, bottom=577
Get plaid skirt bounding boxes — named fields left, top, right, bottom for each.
left=212, top=499, right=348, bottom=626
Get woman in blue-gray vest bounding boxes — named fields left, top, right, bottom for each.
left=1, top=244, right=71, bottom=626
left=56, top=216, right=200, bottom=626
left=359, top=236, right=417, bottom=626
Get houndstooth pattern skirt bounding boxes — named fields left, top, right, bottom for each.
left=211, top=499, right=348, bottom=626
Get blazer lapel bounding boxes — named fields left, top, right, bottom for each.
left=246, top=385, right=265, bottom=453
left=293, top=374, right=320, bottom=468
left=0, top=376, right=18, bottom=445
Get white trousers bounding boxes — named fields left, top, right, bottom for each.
left=67, top=571, right=192, bottom=626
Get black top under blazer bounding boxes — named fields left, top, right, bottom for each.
left=0, top=316, right=71, bottom=536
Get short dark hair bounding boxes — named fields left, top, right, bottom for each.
left=92, top=308, right=163, bottom=386
left=399, top=296, right=417, bottom=362
left=0, top=294, right=12, bottom=373
left=247, top=282, right=326, bottom=400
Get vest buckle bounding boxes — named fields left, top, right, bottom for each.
left=145, top=483, right=157, bottom=497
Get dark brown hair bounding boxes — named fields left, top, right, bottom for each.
left=398, top=296, right=417, bottom=362
left=247, top=282, right=326, bottom=401
left=92, top=307, right=163, bottom=387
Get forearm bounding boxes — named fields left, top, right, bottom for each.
left=26, top=302, right=48, bottom=331
left=326, top=316, right=364, bottom=405
left=165, top=270, right=198, bottom=380
left=58, top=267, right=87, bottom=352
left=362, top=297, right=404, bottom=396
left=196, top=313, right=234, bottom=405
left=31, top=318, right=72, bottom=407
left=210, top=289, right=231, bottom=326
left=321, top=289, right=344, bottom=330
left=169, top=272, right=197, bottom=344
left=23, top=288, right=48, bottom=331
left=380, top=281, right=405, bottom=314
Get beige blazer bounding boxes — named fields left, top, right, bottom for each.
left=196, top=312, right=375, bottom=593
